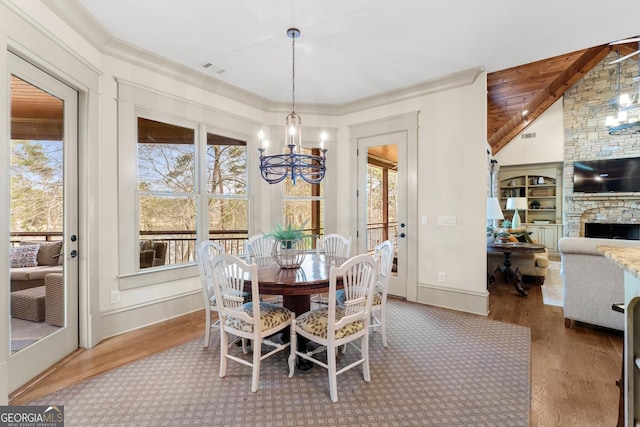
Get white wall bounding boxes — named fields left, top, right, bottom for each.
left=494, top=97, right=565, bottom=165
left=338, top=71, right=489, bottom=314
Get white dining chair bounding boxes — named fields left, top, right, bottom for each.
left=337, top=240, right=394, bottom=347
left=288, top=253, right=379, bottom=402
left=312, top=234, right=351, bottom=306
left=368, top=240, right=394, bottom=347
left=201, top=251, right=294, bottom=392
left=197, top=240, right=252, bottom=351
left=245, top=233, right=276, bottom=259
left=197, top=240, right=225, bottom=349
left=245, top=233, right=282, bottom=303
left=316, top=233, right=351, bottom=257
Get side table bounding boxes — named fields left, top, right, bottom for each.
left=487, top=242, right=546, bottom=297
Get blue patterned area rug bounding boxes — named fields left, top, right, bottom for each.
left=28, top=299, right=530, bottom=426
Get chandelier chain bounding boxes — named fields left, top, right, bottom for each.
left=291, top=32, right=296, bottom=113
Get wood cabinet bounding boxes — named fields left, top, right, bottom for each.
left=497, top=163, right=563, bottom=254
left=526, top=224, right=560, bottom=254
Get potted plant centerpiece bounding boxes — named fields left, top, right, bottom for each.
left=266, top=220, right=308, bottom=268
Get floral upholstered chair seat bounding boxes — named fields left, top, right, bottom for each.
left=225, top=302, right=292, bottom=333
left=295, top=307, right=365, bottom=339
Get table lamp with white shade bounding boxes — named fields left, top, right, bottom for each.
left=487, top=198, right=505, bottom=243
left=506, top=197, right=528, bottom=229
left=487, top=197, right=504, bottom=222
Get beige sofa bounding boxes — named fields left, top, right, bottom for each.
left=559, top=237, right=640, bottom=331
left=10, top=241, right=63, bottom=292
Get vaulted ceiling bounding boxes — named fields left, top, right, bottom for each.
left=487, top=43, right=639, bottom=155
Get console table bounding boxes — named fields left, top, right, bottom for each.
left=487, top=242, right=546, bottom=296
left=598, top=245, right=640, bottom=427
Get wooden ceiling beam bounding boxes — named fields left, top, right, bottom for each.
left=488, top=45, right=612, bottom=155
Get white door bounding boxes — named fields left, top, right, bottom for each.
left=8, top=54, right=79, bottom=392
left=357, top=132, right=407, bottom=298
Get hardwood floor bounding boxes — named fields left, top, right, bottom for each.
left=10, top=282, right=623, bottom=427
left=489, top=280, right=622, bottom=427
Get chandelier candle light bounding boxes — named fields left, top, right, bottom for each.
left=258, top=28, right=328, bottom=185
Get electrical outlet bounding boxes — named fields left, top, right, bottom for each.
left=421, top=216, right=428, bottom=225
left=438, top=272, right=446, bottom=282
left=110, top=290, right=121, bottom=304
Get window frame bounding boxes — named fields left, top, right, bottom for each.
left=137, top=113, right=199, bottom=271
left=273, top=126, right=337, bottom=242
left=199, top=127, right=250, bottom=255
left=116, top=80, right=259, bottom=289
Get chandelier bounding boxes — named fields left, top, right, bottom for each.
left=258, top=28, right=327, bottom=185
left=606, top=37, right=640, bottom=135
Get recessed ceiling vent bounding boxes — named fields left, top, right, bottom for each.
left=521, top=132, right=536, bottom=139
left=202, top=62, right=226, bottom=74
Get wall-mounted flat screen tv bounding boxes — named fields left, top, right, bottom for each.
left=574, top=157, right=640, bottom=193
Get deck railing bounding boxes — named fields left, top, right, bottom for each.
left=11, top=223, right=397, bottom=266
left=10, top=231, right=63, bottom=246
left=366, top=222, right=398, bottom=252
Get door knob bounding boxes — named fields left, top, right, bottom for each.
left=70, top=250, right=78, bottom=258
left=397, top=232, right=406, bottom=238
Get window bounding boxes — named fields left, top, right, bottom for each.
left=117, top=81, right=258, bottom=285
left=367, top=163, right=398, bottom=252
left=136, top=118, right=250, bottom=269
left=283, top=147, right=324, bottom=247
left=205, top=132, right=248, bottom=254
left=137, top=117, right=196, bottom=268
left=10, top=76, right=64, bottom=239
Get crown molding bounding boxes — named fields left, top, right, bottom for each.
left=336, top=67, right=485, bottom=115
left=41, top=0, right=111, bottom=49
left=104, top=37, right=272, bottom=111
left=44, top=0, right=485, bottom=116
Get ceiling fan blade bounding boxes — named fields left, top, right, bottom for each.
left=608, top=49, right=640, bottom=65
left=610, top=37, right=640, bottom=45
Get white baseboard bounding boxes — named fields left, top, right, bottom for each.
left=100, top=291, right=203, bottom=341
left=416, top=284, right=489, bottom=316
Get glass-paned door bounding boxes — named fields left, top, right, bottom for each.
left=358, top=133, right=407, bottom=298
left=8, top=53, right=79, bottom=392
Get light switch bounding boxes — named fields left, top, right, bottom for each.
left=437, top=216, right=457, bottom=226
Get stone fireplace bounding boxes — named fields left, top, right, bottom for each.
left=562, top=50, right=640, bottom=238
left=564, top=193, right=640, bottom=237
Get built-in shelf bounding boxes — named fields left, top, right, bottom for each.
left=496, top=163, right=563, bottom=255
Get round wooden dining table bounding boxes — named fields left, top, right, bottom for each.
left=247, top=253, right=347, bottom=316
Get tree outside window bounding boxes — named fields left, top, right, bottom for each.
left=367, top=164, right=398, bottom=251
left=137, top=118, right=250, bottom=268
left=137, top=117, right=196, bottom=268
left=205, top=132, right=248, bottom=254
